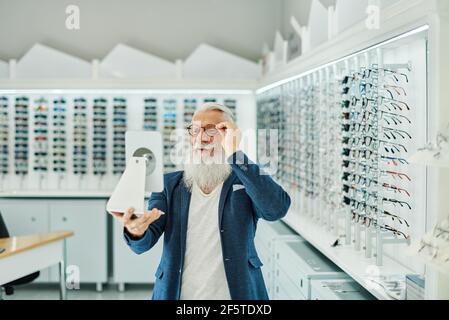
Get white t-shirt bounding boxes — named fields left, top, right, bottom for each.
left=180, top=182, right=231, bottom=300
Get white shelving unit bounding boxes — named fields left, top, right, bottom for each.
left=290, top=214, right=412, bottom=300
left=257, top=0, right=449, bottom=300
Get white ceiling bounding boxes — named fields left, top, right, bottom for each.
left=0, top=0, right=286, bottom=63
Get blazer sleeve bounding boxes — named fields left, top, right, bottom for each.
left=227, top=150, right=291, bottom=222
left=123, top=190, right=168, bottom=255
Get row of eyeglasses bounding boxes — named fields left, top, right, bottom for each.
left=112, top=98, right=127, bottom=175
left=0, top=97, right=9, bottom=175
left=340, top=63, right=413, bottom=240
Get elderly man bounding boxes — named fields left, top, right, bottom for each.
left=110, top=103, right=291, bottom=300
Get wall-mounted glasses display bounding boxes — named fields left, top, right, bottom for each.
left=0, top=96, right=9, bottom=176
left=163, top=99, right=177, bottom=173
left=52, top=97, right=67, bottom=175
left=143, top=98, right=158, bottom=131
left=224, top=98, right=237, bottom=121
left=33, top=97, right=49, bottom=175
left=73, top=98, right=88, bottom=176
left=14, top=96, right=29, bottom=176
left=0, top=93, right=241, bottom=193
left=112, top=97, right=127, bottom=175
left=339, top=62, right=414, bottom=262
left=183, top=99, right=197, bottom=125
left=257, top=36, right=427, bottom=269
left=92, top=98, right=108, bottom=176
left=203, top=98, right=217, bottom=103
left=416, top=217, right=449, bottom=269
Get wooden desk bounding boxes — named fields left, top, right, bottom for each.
left=0, top=231, right=73, bottom=300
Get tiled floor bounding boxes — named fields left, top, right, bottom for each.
left=3, top=283, right=153, bottom=300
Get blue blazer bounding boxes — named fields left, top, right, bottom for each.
left=124, top=151, right=291, bottom=300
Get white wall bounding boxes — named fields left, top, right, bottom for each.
left=0, top=0, right=283, bottom=63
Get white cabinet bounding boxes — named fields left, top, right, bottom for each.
left=273, top=265, right=306, bottom=300
left=310, top=279, right=376, bottom=300
left=255, top=220, right=303, bottom=298
left=48, top=200, right=107, bottom=284
left=274, top=240, right=348, bottom=300
left=0, top=198, right=108, bottom=288
left=0, top=201, right=49, bottom=236
left=112, top=219, right=163, bottom=290
left=0, top=200, right=50, bottom=282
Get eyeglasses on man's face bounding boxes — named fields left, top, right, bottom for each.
left=187, top=124, right=220, bottom=137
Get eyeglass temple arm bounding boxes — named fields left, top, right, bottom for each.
left=385, top=128, right=412, bottom=138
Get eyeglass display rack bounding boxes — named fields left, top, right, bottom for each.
left=183, top=99, right=197, bottom=125
left=0, top=96, right=9, bottom=184
left=0, top=94, right=241, bottom=194
left=414, top=216, right=449, bottom=275
left=52, top=97, right=67, bottom=180
left=162, top=99, right=178, bottom=173
left=224, top=99, right=237, bottom=120
left=143, top=98, right=158, bottom=131
left=73, top=98, right=88, bottom=178
left=92, top=98, right=108, bottom=179
left=257, top=31, right=428, bottom=284
left=33, top=97, right=50, bottom=188
left=112, top=98, right=127, bottom=176
left=14, top=96, right=30, bottom=180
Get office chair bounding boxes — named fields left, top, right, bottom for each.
left=0, top=212, right=40, bottom=299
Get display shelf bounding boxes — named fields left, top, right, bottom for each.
left=258, top=29, right=428, bottom=275
left=0, top=89, right=255, bottom=195
left=284, top=213, right=414, bottom=300
left=0, top=79, right=257, bottom=91
left=0, top=191, right=112, bottom=198
left=255, top=0, right=449, bottom=299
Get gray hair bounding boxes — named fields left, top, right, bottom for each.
left=193, top=102, right=235, bottom=123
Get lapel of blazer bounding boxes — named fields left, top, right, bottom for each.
left=218, top=172, right=238, bottom=230
left=179, top=180, right=192, bottom=265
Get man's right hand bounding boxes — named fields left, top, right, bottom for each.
left=109, top=207, right=164, bottom=239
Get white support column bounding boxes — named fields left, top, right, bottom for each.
left=425, top=2, right=449, bottom=300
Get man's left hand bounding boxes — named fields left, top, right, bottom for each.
left=216, top=121, right=242, bottom=157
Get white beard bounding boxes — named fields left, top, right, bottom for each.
left=183, top=162, right=232, bottom=192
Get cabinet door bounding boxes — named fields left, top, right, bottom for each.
left=48, top=200, right=107, bottom=283
left=113, top=218, right=163, bottom=284
left=274, top=263, right=307, bottom=300
left=0, top=199, right=50, bottom=282
left=0, top=200, right=49, bottom=236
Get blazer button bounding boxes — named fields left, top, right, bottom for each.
left=225, top=258, right=231, bottom=262
left=220, top=229, right=225, bottom=233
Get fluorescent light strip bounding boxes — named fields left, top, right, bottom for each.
left=256, top=24, right=429, bottom=94
left=0, top=89, right=253, bottom=95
